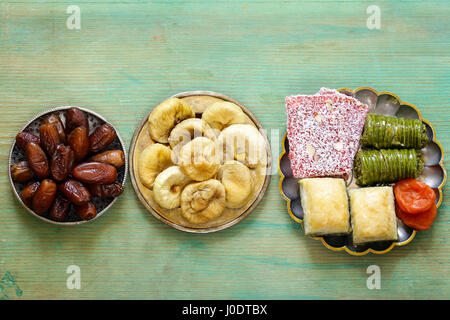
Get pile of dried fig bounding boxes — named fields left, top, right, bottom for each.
left=11, top=107, right=124, bottom=222
left=138, top=97, right=267, bottom=225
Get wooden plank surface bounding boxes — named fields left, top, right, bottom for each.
left=0, top=0, right=449, bottom=299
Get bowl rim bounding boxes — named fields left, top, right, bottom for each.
left=128, top=90, right=272, bottom=233
left=8, top=106, right=128, bottom=226
left=278, top=87, right=447, bottom=255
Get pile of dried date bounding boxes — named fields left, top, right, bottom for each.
left=11, top=107, right=124, bottom=222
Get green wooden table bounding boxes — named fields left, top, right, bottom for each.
left=0, top=0, right=448, bottom=300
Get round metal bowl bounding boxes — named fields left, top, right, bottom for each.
left=129, top=91, right=272, bottom=233
left=8, top=106, right=128, bottom=225
left=278, top=87, right=446, bottom=255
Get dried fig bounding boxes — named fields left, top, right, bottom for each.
left=147, top=97, right=194, bottom=143
left=180, top=179, right=226, bottom=224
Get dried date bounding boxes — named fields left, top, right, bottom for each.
left=25, top=142, right=49, bottom=179
left=89, top=124, right=116, bottom=153
left=44, top=114, right=66, bottom=143
left=89, top=182, right=123, bottom=198
left=40, top=123, right=62, bottom=156
left=16, top=132, right=40, bottom=150
left=75, top=202, right=97, bottom=220
left=66, top=107, right=89, bottom=134
left=21, top=181, right=40, bottom=207
left=51, top=144, right=75, bottom=182
left=68, top=126, right=89, bottom=162
left=72, top=161, right=117, bottom=184
left=50, top=195, right=71, bottom=222
left=11, top=161, right=34, bottom=183
left=89, top=150, right=125, bottom=168
left=32, top=179, right=57, bottom=215
left=59, top=179, right=91, bottom=206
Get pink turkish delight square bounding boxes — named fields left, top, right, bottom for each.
left=285, top=89, right=369, bottom=178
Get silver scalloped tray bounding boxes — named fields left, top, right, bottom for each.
left=278, top=87, right=446, bottom=255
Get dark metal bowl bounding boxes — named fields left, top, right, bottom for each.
left=8, top=106, right=127, bottom=225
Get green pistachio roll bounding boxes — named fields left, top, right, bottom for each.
left=360, top=114, right=428, bottom=149
left=354, top=149, right=424, bottom=186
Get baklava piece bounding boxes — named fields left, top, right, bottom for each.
left=299, top=178, right=351, bottom=236
left=349, top=187, right=398, bottom=245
